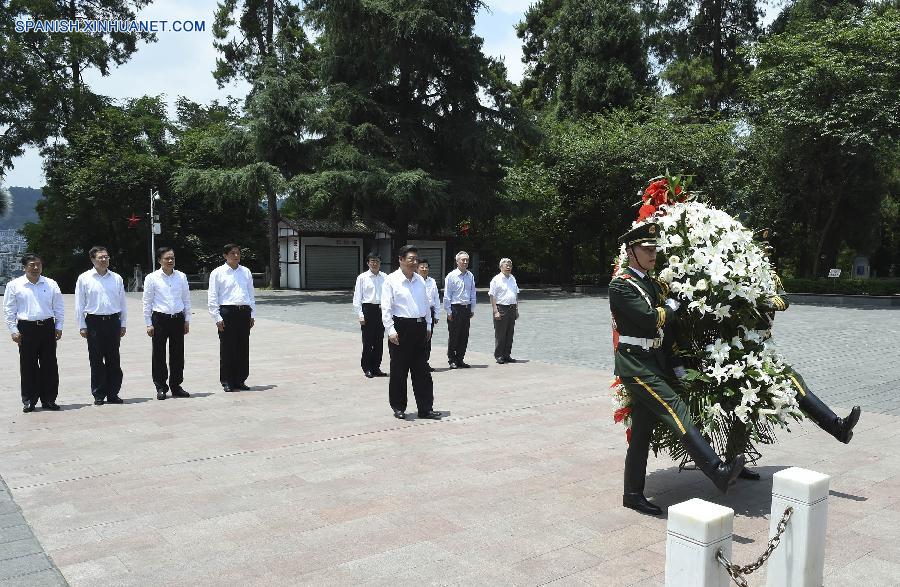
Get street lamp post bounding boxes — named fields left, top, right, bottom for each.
left=149, top=189, right=161, bottom=272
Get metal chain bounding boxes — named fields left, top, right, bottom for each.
left=716, top=506, right=794, bottom=587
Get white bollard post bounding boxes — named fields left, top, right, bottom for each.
left=766, top=467, right=831, bottom=587
left=666, top=498, right=734, bottom=587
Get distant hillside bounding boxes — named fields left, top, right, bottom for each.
left=0, top=186, right=42, bottom=230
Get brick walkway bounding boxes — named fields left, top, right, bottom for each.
left=0, top=292, right=897, bottom=586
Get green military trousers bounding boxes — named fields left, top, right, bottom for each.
left=621, top=373, right=694, bottom=438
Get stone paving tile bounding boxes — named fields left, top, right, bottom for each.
left=0, top=293, right=898, bottom=586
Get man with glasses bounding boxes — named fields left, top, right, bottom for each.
left=443, top=250, right=476, bottom=369
left=381, top=245, right=442, bottom=420
left=143, top=247, right=192, bottom=400
left=208, top=244, right=256, bottom=393
left=75, top=246, right=128, bottom=405
left=3, top=253, right=65, bottom=412
left=353, top=252, right=388, bottom=378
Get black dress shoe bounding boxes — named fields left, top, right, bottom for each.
left=107, top=396, right=124, bottom=404
left=374, top=370, right=388, bottom=377
left=458, top=362, right=471, bottom=368
left=364, top=371, right=375, bottom=379
left=94, top=399, right=105, bottom=405
left=43, top=403, right=61, bottom=411
left=448, top=363, right=458, bottom=370
left=157, top=389, right=167, bottom=400
left=223, top=384, right=236, bottom=392
left=496, top=357, right=505, bottom=364
left=418, top=410, right=443, bottom=420
left=738, top=467, right=761, bottom=481
left=171, top=388, right=191, bottom=398
left=505, top=357, right=517, bottom=363
left=23, top=404, right=36, bottom=413
left=393, top=410, right=406, bottom=420
left=623, top=493, right=662, bottom=516
left=235, top=383, right=251, bottom=391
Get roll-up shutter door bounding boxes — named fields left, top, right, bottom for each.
left=305, top=245, right=361, bottom=289
left=417, top=248, right=443, bottom=285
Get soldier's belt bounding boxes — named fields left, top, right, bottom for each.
left=618, top=335, right=662, bottom=350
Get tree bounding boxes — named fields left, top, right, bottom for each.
left=296, top=0, right=519, bottom=250
left=643, top=0, right=763, bottom=113
left=743, top=7, right=900, bottom=276
left=502, top=102, right=740, bottom=282
left=22, top=97, right=171, bottom=290
left=0, top=0, right=155, bottom=175
left=516, top=0, right=651, bottom=116
left=209, top=0, right=318, bottom=287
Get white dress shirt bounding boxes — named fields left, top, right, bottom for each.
left=423, top=276, right=440, bottom=311
left=380, top=269, right=432, bottom=337
left=74, top=268, right=127, bottom=329
left=489, top=273, right=519, bottom=305
left=142, top=269, right=191, bottom=326
left=443, top=268, right=476, bottom=314
left=208, top=263, right=256, bottom=323
left=352, top=270, right=387, bottom=318
left=3, top=275, right=65, bottom=333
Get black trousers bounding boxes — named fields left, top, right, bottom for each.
left=624, top=400, right=655, bottom=494
left=388, top=317, right=433, bottom=415
left=219, top=305, right=251, bottom=386
left=446, top=303, right=472, bottom=364
left=17, top=320, right=59, bottom=406
left=493, top=304, right=517, bottom=359
left=424, top=307, right=436, bottom=363
left=85, top=314, right=123, bottom=400
left=360, top=303, right=384, bottom=373
left=151, top=311, right=185, bottom=391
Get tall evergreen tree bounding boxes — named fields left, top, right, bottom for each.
left=296, top=0, right=519, bottom=249
left=644, top=0, right=762, bottom=113
left=516, top=0, right=651, bottom=116
left=208, top=0, right=318, bottom=287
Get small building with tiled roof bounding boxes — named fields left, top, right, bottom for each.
left=278, top=217, right=453, bottom=289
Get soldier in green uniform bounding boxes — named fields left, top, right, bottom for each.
left=733, top=230, right=861, bottom=480
left=611, top=223, right=745, bottom=515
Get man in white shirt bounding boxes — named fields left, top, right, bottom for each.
left=75, top=245, right=128, bottom=405
left=417, top=258, right=440, bottom=372
left=143, top=246, right=192, bottom=400
left=208, top=243, right=256, bottom=392
left=489, top=257, right=520, bottom=364
left=443, top=251, right=476, bottom=369
left=3, top=253, right=65, bottom=412
left=381, top=245, right=442, bottom=421
left=352, top=252, right=388, bottom=378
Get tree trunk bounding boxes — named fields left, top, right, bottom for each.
left=709, top=0, right=724, bottom=111
left=267, top=187, right=280, bottom=288
left=68, top=0, right=82, bottom=123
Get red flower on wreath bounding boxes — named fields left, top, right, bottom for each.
left=614, top=406, right=632, bottom=424
left=643, top=179, right=670, bottom=206
left=637, top=204, right=657, bottom=221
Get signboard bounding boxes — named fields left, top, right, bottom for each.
left=827, top=268, right=841, bottom=278
left=152, top=222, right=161, bottom=235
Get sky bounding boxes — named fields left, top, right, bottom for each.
left=4, top=0, right=777, bottom=189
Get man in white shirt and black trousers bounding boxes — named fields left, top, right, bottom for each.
left=352, top=252, right=388, bottom=378
left=143, top=246, right=192, bottom=400
left=208, top=243, right=256, bottom=393
left=3, top=253, right=65, bottom=412
left=381, top=245, right=442, bottom=421
left=489, top=257, right=520, bottom=364
left=443, top=251, right=476, bottom=369
left=417, top=258, right=440, bottom=372
left=75, top=246, right=127, bottom=405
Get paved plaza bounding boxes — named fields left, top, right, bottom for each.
left=1, top=290, right=899, bottom=586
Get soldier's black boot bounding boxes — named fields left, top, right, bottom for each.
left=681, top=428, right=745, bottom=494
left=798, top=393, right=860, bottom=444
left=622, top=416, right=661, bottom=516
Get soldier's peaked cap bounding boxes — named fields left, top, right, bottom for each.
left=618, top=223, right=658, bottom=247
